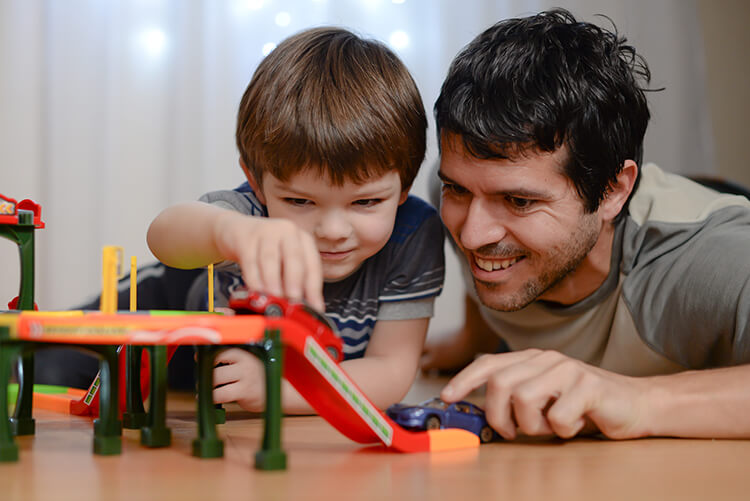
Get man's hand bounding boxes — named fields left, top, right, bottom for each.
left=212, top=348, right=266, bottom=412
left=441, top=349, right=652, bottom=440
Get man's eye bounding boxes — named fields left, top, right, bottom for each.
left=284, top=198, right=311, bottom=206
left=507, top=196, right=534, bottom=210
left=442, top=183, right=467, bottom=195
left=353, top=199, right=381, bottom=207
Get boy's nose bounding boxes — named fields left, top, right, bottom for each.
left=314, top=210, right=352, bottom=241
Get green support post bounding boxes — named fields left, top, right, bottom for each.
left=123, top=345, right=147, bottom=429
left=0, top=210, right=39, bottom=438
left=192, top=345, right=224, bottom=458
left=140, top=345, right=171, bottom=447
left=252, top=328, right=286, bottom=471
left=0, top=334, right=21, bottom=462
left=91, top=346, right=122, bottom=455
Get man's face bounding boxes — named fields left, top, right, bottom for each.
left=258, top=169, right=406, bottom=281
left=438, top=136, right=603, bottom=311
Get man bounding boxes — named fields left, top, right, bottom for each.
left=423, top=8, right=750, bottom=440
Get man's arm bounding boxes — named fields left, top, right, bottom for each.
left=441, top=349, right=750, bottom=439
left=421, top=293, right=500, bottom=371
left=213, top=317, right=430, bottom=413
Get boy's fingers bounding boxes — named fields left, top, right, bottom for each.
left=301, top=232, right=325, bottom=311
left=256, top=236, right=284, bottom=297
left=280, top=231, right=305, bottom=302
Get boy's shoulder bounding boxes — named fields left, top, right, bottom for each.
left=199, top=182, right=267, bottom=217
left=390, top=195, right=441, bottom=244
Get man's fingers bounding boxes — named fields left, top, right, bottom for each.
left=441, top=350, right=541, bottom=403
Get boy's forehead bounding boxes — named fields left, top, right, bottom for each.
left=265, top=168, right=402, bottom=191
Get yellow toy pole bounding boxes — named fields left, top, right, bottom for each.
left=130, top=256, right=137, bottom=312
left=208, top=263, right=214, bottom=313
left=100, top=246, right=123, bottom=314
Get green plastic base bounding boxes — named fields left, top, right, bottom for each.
left=0, top=442, right=19, bottom=462
left=191, top=438, right=224, bottom=458
left=255, top=449, right=287, bottom=471
left=214, top=406, right=226, bottom=425
left=123, top=412, right=148, bottom=429
left=141, top=426, right=171, bottom=448
left=93, top=435, right=122, bottom=455
left=10, top=417, right=35, bottom=436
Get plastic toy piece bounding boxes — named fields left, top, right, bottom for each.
left=387, top=398, right=498, bottom=443
left=0, top=194, right=45, bottom=445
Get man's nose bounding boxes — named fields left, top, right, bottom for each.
left=459, top=198, right=507, bottom=250
left=315, top=209, right=352, bottom=240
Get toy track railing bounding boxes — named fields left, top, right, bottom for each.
left=1, top=311, right=478, bottom=471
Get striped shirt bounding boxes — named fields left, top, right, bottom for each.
left=199, top=183, right=445, bottom=359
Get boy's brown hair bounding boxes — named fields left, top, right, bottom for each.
left=236, top=27, right=426, bottom=191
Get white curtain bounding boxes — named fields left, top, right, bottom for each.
left=0, top=0, right=710, bottom=337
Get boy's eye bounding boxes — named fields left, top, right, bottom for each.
left=283, top=198, right=312, bottom=206
left=353, top=199, right=381, bottom=207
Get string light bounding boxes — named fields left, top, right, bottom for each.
left=389, top=30, right=409, bottom=49
left=135, top=28, right=167, bottom=58
left=275, top=11, right=291, bottom=27
left=262, top=42, right=277, bottom=56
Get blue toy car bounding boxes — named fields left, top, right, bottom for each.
left=386, top=398, right=498, bottom=443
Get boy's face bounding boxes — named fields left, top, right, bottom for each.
left=253, top=169, right=407, bottom=281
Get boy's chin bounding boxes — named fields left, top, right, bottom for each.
left=322, top=262, right=364, bottom=283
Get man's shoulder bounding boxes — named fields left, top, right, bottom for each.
left=628, top=164, right=750, bottom=226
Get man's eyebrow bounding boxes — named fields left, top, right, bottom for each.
left=437, top=170, right=455, bottom=184
left=438, top=170, right=551, bottom=199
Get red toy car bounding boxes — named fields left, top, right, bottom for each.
left=228, top=287, right=342, bottom=362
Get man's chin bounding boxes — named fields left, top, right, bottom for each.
left=474, top=280, right=535, bottom=312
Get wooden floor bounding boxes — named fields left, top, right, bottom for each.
left=4, top=374, right=750, bottom=501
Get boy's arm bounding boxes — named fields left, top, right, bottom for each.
left=147, top=201, right=239, bottom=269
left=147, top=201, right=324, bottom=310
left=213, top=317, right=429, bottom=414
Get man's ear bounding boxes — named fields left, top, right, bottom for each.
left=599, top=160, right=638, bottom=221
left=240, top=159, right=266, bottom=205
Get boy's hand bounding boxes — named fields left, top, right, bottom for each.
left=212, top=348, right=266, bottom=412
left=214, top=211, right=325, bottom=311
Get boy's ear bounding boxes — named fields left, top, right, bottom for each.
left=599, top=160, right=638, bottom=222
left=398, top=190, right=410, bottom=205
left=240, top=159, right=266, bottom=204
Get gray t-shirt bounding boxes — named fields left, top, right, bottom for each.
left=195, top=182, right=445, bottom=360
left=459, top=164, right=750, bottom=375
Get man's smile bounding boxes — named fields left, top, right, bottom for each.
left=474, top=255, right=524, bottom=272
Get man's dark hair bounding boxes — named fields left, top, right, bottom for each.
left=434, top=8, right=653, bottom=212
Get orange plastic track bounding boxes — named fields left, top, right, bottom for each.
left=4, top=311, right=479, bottom=453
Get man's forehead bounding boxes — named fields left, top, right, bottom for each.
left=440, top=133, right=569, bottom=170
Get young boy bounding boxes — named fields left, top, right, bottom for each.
left=147, top=27, right=444, bottom=414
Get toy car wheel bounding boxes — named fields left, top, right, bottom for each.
left=425, top=416, right=441, bottom=430
left=480, top=426, right=494, bottom=443
left=264, top=304, right=284, bottom=317
left=326, top=346, right=340, bottom=361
